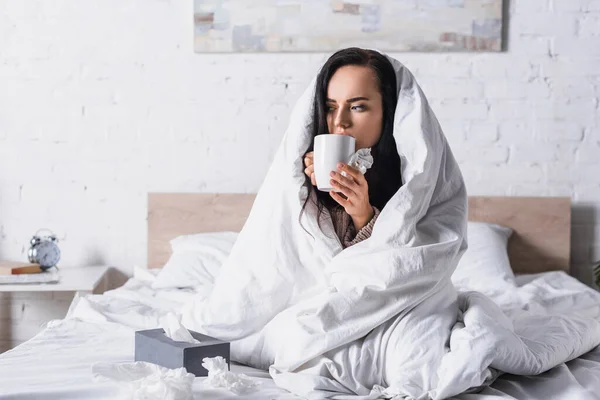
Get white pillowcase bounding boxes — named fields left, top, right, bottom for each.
left=452, top=221, right=515, bottom=293
left=152, top=231, right=239, bottom=291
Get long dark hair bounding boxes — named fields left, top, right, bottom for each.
left=300, top=47, right=402, bottom=230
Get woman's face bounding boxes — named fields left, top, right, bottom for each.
left=326, top=65, right=383, bottom=150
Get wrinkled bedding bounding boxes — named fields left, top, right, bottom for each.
left=0, top=270, right=598, bottom=399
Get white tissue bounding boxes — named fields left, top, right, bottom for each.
left=160, top=312, right=201, bottom=344
left=202, top=356, right=261, bottom=395
left=92, top=361, right=195, bottom=400
left=346, top=147, right=374, bottom=174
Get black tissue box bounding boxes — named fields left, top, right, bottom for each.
left=134, top=328, right=230, bottom=377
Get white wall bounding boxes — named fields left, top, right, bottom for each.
left=1, top=0, right=599, bottom=350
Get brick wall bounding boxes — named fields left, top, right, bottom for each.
left=0, top=0, right=599, bottom=350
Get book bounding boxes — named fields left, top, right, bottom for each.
left=0, top=261, right=42, bottom=275
left=0, top=270, right=59, bottom=284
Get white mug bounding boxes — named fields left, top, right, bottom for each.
left=313, top=134, right=356, bottom=192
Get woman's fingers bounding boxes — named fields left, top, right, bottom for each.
left=304, top=152, right=314, bottom=168
left=329, top=190, right=349, bottom=207
left=337, top=163, right=366, bottom=185
left=304, top=157, right=364, bottom=191
left=330, top=163, right=371, bottom=216
left=330, top=171, right=358, bottom=191
left=304, top=152, right=316, bottom=186
left=304, top=165, right=316, bottom=186
left=330, top=178, right=356, bottom=200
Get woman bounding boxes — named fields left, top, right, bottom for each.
left=301, top=48, right=403, bottom=248
left=183, top=48, right=468, bottom=398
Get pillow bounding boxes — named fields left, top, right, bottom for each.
left=152, top=231, right=238, bottom=290
left=452, top=221, right=515, bottom=293
left=169, top=231, right=239, bottom=254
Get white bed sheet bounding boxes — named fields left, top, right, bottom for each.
left=0, top=270, right=599, bottom=400
left=0, top=274, right=298, bottom=400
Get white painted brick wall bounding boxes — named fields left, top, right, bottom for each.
left=0, top=0, right=599, bottom=350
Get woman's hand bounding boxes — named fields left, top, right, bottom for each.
left=329, top=163, right=374, bottom=231
left=303, top=152, right=316, bottom=186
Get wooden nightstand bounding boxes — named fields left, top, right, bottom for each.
left=0, top=265, right=110, bottom=297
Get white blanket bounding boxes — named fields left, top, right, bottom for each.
left=181, top=53, right=600, bottom=399
left=2, top=271, right=599, bottom=400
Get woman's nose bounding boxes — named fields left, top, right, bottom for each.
left=334, top=109, right=351, bottom=130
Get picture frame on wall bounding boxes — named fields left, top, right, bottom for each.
left=194, top=0, right=504, bottom=53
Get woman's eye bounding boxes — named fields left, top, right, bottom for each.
left=326, top=106, right=335, bottom=112
left=351, top=105, right=366, bottom=111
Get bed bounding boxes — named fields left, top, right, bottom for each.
left=0, top=194, right=598, bottom=399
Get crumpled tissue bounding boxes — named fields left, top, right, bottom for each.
left=202, top=356, right=261, bottom=395
left=92, top=361, right=195, bottom=400
left=346, top=147, right=374, bottom=175
left=160, top=312, right=201, bottom=344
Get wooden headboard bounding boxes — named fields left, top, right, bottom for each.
left=147, top=194, right=571, bottom=274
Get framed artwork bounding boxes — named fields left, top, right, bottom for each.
left=194, top=0, right=504, bottom=53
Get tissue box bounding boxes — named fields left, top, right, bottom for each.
left=134, top=328, right=230, bottom=377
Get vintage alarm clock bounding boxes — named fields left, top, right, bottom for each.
left=28, top=229, right=61, bottom=270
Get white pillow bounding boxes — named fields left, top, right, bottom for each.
left=452, top=221, right=515, bottom=293
left=169, top=231, right=239, bottom=254
left=152, top=231, right=238, bottom=290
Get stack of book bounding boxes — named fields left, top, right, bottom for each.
left=0, top=261, right=59, bottom=284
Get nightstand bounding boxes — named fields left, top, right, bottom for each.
left=0, top=266, right=111, bottom=352
left=0, top=265, right=110, bottom=297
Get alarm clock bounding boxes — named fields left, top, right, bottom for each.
left=28, top=229, right=61, bottom=270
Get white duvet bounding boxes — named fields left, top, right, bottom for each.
left=1, top=269, right=599, bottom=400
left=180, top=53, right=600, bottom=399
